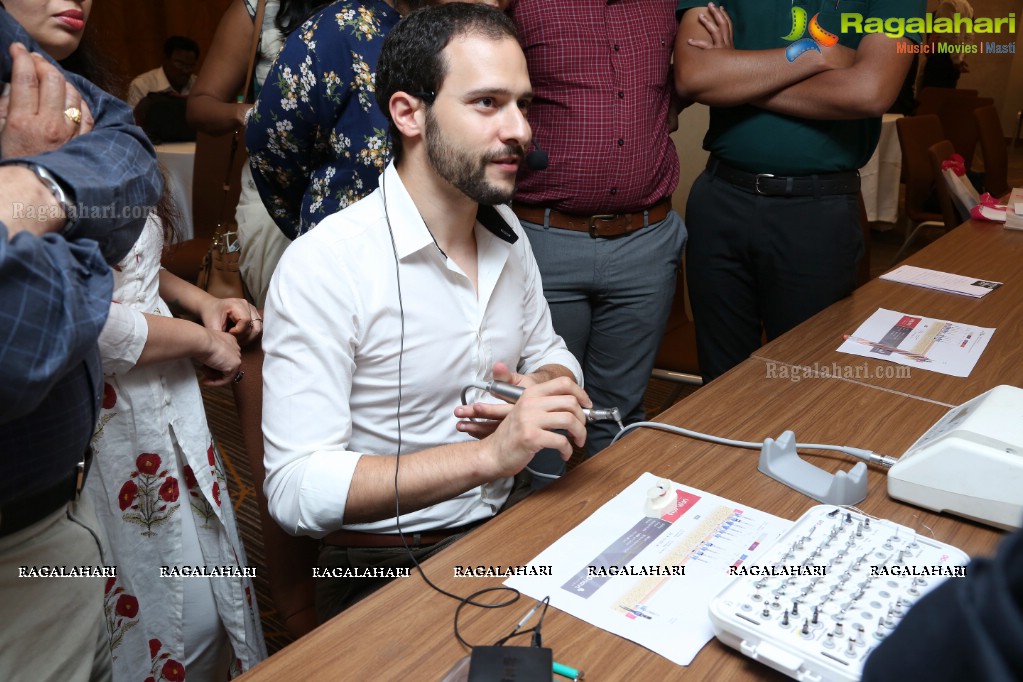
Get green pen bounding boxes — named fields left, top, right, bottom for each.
left=553, top=661, right=584, bottom=680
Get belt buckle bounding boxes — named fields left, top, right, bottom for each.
left=588, top=214, right=621, bottom=238
left=754, top=173, right=775, bottom=195
left=75, top=460, right=85, bottom=496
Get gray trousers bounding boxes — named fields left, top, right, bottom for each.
left=0, top=491, right=112, bottom=682
left=521, top=210, right=687, bottom=465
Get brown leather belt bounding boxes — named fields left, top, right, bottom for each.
left=322, top=522, right=480, bottom=549
left=512, top=198, right=671, bottom=238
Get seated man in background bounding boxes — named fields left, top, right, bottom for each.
left=129, top=36, right=201, bottom=143
left=127, top=36, right=200, bottom=107
left=261, top=3, right=589, bottom=620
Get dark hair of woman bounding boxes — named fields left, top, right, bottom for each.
left=58, top=30, right=121, bottom=99
left=274, top=0, right=335, bottom=36
left=61, top=32, right=180, bottom=247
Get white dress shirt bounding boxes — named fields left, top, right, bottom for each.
left=126, top=67, right=197, bottom=107
left=262, top=163, right=581, bottom=537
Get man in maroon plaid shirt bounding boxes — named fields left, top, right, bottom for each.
left=509, top=0, right=687, bottom=470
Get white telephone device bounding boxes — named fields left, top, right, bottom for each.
left=888, top=385, right=1023, bottom=530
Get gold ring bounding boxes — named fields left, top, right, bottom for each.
left=64, top=106, right=82, bottom=125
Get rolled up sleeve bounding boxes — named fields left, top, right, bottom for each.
left=261, top=239, right=363, bottom=537
left=97, top=302, right=149, bottom=375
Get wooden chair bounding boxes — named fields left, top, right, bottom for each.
left=232, top=341, right=320, bottom=639
left=893, top=115, right=945, bottom=263
left=650, top=261, right=702, bottom=412
left=927, top=140, right=964, bottom=232
left=914, top=87, right=977, bottom=116
left=161, top=131, right=248, bottom=281
left=936, top=95, right=992, bottom=169
left=974, top=105, right=1010, bottom=198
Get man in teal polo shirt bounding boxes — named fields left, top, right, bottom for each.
left=674, top=0, right=924, bottom=381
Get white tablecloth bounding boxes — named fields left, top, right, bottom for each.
left=859, top=113, right=903, bottom=224
left=155, top=142, right=196, bottom=241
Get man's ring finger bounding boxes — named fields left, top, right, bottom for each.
left=64, top=107, right=82, bottom=125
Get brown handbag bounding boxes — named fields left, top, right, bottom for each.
left=197, top=227, right=250, bottom=300
left=196, top=0, right=266, bottom=302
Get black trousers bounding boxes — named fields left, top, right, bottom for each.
left=685, top=170, right=863, bottom=381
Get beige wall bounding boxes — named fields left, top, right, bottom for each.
left=929, top=0, right=1023, bottom=138
left=670, top=104, right=710, bottom=219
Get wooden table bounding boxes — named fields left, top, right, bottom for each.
left=753, top=220, right=1023, bottom=407
left=238, top=362, right=1005, bottom=681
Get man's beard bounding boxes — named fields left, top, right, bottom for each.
left=424, top=110, right=522, bottom=205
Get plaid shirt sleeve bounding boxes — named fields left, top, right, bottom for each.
left=0, top=228, right=112, bottom=422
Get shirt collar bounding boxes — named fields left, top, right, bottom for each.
left=381, top=162, right=518, bottom=261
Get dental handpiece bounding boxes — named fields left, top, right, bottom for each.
left=461, top=380, right=624, bottom=429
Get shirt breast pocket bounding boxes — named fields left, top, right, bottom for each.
left=633, top=30, right=675, bottom=91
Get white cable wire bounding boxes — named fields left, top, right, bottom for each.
left=609, top=421, right=897, bottom=468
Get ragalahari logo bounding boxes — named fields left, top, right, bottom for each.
left=783, top=6, right=839, bottom=62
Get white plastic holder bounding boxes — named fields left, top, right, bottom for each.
left=758, top=431, right=868, bottom=506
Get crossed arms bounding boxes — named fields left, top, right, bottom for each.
left=674, top=4, right=916, bottom=120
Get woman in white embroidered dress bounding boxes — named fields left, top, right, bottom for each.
left=90, top=214, right=267, bottom=680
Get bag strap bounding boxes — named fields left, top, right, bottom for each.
left=241, top=0, right=268, bottom=106
left=217, top=0, right=267, bottom=231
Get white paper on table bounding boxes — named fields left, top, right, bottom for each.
left=978, top=205, right=1008, bottom=222
left=504, top=473, right=792, bottom=666
left=880, top=265, right=1002, bottom=298
left=837, top=308, right=994, bottom=377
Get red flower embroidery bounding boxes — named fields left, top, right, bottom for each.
left=207, top=443, right=215, bottom=466
left=118, top=480, right=138, bottom=511
left=136, top=453, right=162, bottom=476
left=159, top=477, right=179, bottom=503
left=114, top=594, right=139, bottom=618
left=161, top=659, right=186, bottom=682
left=212, top=481, right=221, bottom=507
left=105, top=576, right=117, bottom=594
left=102, top=382, right=117, bottom=409
left=148, top=638, right=162, bottom=659
left=183, top=465, right=197, bottom=490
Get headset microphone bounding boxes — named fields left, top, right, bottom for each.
left=525, top=140, right=548, bottom=171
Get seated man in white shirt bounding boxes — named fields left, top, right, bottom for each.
left=126, top=36, right=199, bottom=107
left=261, top=3, right=590, bottom=620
